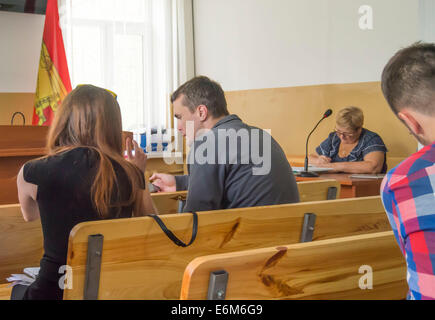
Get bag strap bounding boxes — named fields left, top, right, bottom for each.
left=146, top=211, right=198, bottom=247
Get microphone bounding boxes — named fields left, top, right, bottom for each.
left=299, top=109, right=333, bottom=177
left=323, top=109, right=332, bottom=118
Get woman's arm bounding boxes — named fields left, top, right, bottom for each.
left=308, top=153, right=332, bottom=165
left=311, top=134, right=334, bottom=165
left=125, top=137, right=158, bottom=214
left=318, top=151, right=385, bottom=174
left=16, top=165, right=40, bottom=222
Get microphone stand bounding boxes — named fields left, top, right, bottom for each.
left=299, top=117, right=327, bottom=177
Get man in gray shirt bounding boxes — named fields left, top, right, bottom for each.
left=150, top=76, right=299, bottom=212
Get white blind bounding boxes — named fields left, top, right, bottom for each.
left=58, top=0, right=193, bottom=143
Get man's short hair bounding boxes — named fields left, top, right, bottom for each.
left=381, top=42, right=435, bottom=116
left=171, top=76, right=229, bottom=118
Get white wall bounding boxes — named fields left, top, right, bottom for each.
left=420, top=0, right=435, bottom=42
left=0, top=11, right=45, bottom=92
left=193, top=0, right=420, bottom=91
left=0, top=1, right=424, bottom=93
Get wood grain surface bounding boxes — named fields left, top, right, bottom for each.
left=0, top=204, right=43, bottom=284
left=181, top=231, right=407, bottom=300
left=64, top=196, right=390, bottom=299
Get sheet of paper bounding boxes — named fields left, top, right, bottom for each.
left=23, top=267, right=40, bottom=278
left=292, top=166, right=333, bottom=173
left=349, top=174, right=385, bottom=179
left=7, top=274, right=34, bottom=284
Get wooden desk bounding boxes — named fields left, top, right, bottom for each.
left=0, top=126, right=48, bottom=205
left=295, top=173, right=383, bottom=198
left=287, top=154, right=383, bottom=198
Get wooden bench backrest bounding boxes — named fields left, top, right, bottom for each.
left=0, top=283, right=12, bottom=300
left=152, top=179, right=341, bottom=214
left=181, top=231, right=407, bottom=300
left=296, top=179, right=340, bottom=202
left=0, top=204, right=43, bottom=284
left=0, top=179, right=339, bottom=286
left=64, top=196, right=389, bottom=300
left=151, top=191, right=187, bottom=214
left=0, top=190, right=185, bottom=285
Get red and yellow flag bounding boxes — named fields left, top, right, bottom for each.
left=32, top=0, right=72, bottom=126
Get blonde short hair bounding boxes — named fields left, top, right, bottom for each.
left=336, top=106, right=364, bottom=131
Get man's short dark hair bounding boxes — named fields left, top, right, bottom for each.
left=381, top=42, right=435, bottom=116
left=171, top=76, right=229, bottom=118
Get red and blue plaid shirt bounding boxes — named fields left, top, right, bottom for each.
left=381, top=142, right=435, bottom=300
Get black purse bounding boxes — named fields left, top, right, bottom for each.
left=146, top=211, right=198, bottom=247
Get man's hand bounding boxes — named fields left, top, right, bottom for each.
left=149, top=173, right=176, bottom=192
left=126, top=137, right=147, bottom=173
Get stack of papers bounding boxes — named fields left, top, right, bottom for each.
left=6, top=267, right=39, bottom=286
left=292, top=167, right=333, bottom=173
left=349, top=174, right=385, bottom=179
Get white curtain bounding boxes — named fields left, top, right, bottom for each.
left=58, top=0, right=194, bottom=153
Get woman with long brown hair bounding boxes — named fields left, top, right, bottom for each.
left=14, top=84, right=156, bottom=299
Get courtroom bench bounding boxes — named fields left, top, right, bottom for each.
left=63, top=196, right=390, bottom=299
left=0, top=179, right=340, bottom=284
left=154, top=179, right=341, bottom=214
left=180, top=231, right=407, bottom=300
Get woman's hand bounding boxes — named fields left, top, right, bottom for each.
left=308, top=154, right=332, bottom=165
left=149, top=173, right=176, bottom=192
left=126, top=137, right=147, bottom=173
left=317, top=155, right=332, bottom=164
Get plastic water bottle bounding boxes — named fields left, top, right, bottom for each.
left=150, top=127, right=158, bottom=152
left=162, top=128, right=170, bottom=151
left=140, top=130, right=147, bottom=153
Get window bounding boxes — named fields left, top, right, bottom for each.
left=58, top=0, right=194, bottom=155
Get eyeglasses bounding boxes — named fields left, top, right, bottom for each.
left=334, top=128, right=358, bottom=138
left=76, top=84, right=117, bottom=100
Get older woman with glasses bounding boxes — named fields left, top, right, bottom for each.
left=309, top=106, right=387, bottom=173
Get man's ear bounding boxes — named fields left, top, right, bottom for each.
left=197, top=105, right=208, bottom=121
left=397, top=110, right=424, bottom=136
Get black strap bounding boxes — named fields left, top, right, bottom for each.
left=146, top=212, right=198, bottom=247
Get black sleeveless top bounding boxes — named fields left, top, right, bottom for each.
left=22, top=147, right=144, bottom=299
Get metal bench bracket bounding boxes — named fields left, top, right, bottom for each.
left=300, top=213, right=316, bottom=242
left=83, top=234, right=104, bottom=300
left=327, top=186, right=338, bottom=200
left=207, top=270, right=228, bottom=300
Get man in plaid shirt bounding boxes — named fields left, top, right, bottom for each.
left=381, top=42, right=435, bottom=300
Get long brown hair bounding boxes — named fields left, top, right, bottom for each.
left=46, top=84, right=145, bottom=218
